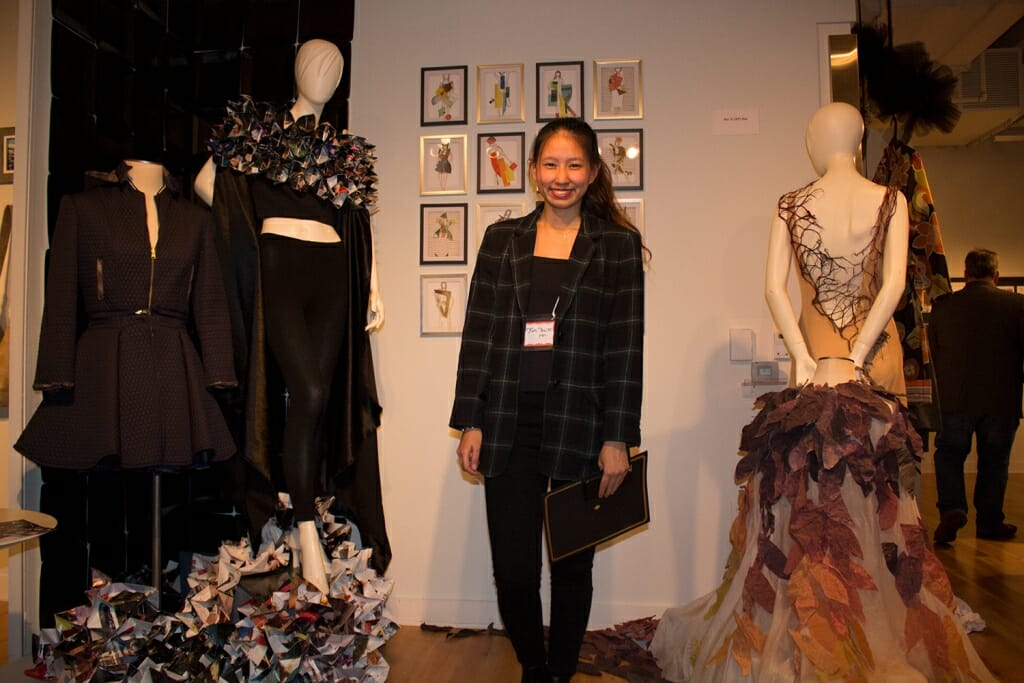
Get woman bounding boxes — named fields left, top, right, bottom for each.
left=650, top=103, right=995, bottom=682
left=451, top=118, right=645, bottom=682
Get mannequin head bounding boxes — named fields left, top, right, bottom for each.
left=294, top=39, right=344, bottom=107
left=805, top=102, right=864, bottom=176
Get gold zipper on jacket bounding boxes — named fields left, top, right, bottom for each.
left=96, top=258, right=104, bottom=300
left=136, top=246, right=156, bottom=316
left=147, top=246, right=156, bottom=313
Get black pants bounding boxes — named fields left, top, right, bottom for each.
left=260, top=234, right=348, bottom=521
left=934, top=412, right=1019, bottom=531
left=484, top=392, right=596, bottom=676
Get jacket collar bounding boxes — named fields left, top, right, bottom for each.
left=109, top=161, right=181, bottom=196
left=509, top=205, right=599, bottom=319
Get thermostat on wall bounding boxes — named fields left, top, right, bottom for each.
left=751, top=361, right=780, bottom=383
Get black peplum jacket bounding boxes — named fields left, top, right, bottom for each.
left=16, top=166, right=238, bottom=469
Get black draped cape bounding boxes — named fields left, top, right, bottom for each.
left=210, top=167, right=391, bottom=573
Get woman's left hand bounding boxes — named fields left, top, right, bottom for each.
left=597, top=441, right=630, bottom=498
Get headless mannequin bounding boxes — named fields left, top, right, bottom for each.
left=765, top=102, right=909, bottom=389
left=194, top=40, right=380, bottom=594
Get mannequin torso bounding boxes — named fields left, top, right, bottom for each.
left=124, top=159, right=164, bottom=251
left=765, top=103, right=909, bottom=390
left=193, top=41, right=383, bottom=328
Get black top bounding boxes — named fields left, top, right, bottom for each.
left=249, top=175, right=338, bottom=226
left=519, top=256, right=568, bottom=391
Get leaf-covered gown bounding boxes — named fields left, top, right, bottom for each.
left=650, top=184, right=996, bottom=682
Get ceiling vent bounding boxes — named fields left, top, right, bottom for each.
left=957, top=48, right=1021, bottom=108
left=917, top=47, right=1023, bottom=146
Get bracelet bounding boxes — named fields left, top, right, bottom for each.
left=815, top=356, right=856, bottom=366
left=460, top=426, right=481, bottom=433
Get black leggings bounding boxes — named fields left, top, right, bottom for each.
left=260, top=234, right=348, bottom=521
left=484, top=392, right=596, bottom=676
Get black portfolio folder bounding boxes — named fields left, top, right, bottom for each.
left=543, top=451, right=649, bottom=562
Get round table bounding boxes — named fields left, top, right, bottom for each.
left=0, top=508, right=57, bottom=548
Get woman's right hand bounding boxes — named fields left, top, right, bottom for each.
left=456, top=429, right=482, bottom=475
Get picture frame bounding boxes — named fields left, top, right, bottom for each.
left=421, top=65, right=468, bottom=126
left=477, top=63, right=526, bottom=123
left=536, top=61, right=584, bottom=121
left=421, top=273, right=467, bottom=336
left=420, top=134, right=468, bottom=195
left=420, top=203, right=468, bottom=265
left=596, top=128, right=643, bottom=190
left=477, top=132, right=526, bottom=194
left=0, top=128, right=13, bottom=184
left=593, top=59, right=643, bottom=120
left=476, top=202, right=527, bottom=244
left=618, top=198, right=645, bottom=239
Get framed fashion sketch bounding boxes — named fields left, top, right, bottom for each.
left=421, top=66, right=468, bottom=126
left=596, top=128, right=643, bottom=190
left=476, top=202, right=527, bottom=244
left=0, top=128, right=13, bottom=184
left=421, top=274, right=467, bottom=336
left=420, top=203, right=468, bottom=265
left=536, top=61, right=584, bottom=121
left=477, top=132, right=525, bottom=193
left=593, top=59, right=643, bottom=120
left=420, top=134, right=468, bottom=195
left=618, top=198, right=644, bottom=238
left=477, top=64, right=525, bottom=123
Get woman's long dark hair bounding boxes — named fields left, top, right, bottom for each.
left=530, top=118, right=650, bottom=259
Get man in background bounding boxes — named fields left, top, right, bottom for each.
left=929, top=248, right=1024, bottom=544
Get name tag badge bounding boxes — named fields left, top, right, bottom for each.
left=523, top=319, right=555, bottom=350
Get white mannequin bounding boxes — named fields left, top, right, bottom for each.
left=195, top=40, right=386, bottom=595
left=765, top=102, right=909, bottom=387
left=124, top=159, right=165, bottom=251
left=194, top=40, right=384, bottom=332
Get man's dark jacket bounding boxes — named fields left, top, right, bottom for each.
left=928, top=280, right=1024, bottom=418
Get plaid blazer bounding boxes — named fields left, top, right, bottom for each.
left=450, top=207, right=644, bottom=480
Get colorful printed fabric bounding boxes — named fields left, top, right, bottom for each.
left=873, top=140, right=952, bottom=416
left=207, top=95, right=379, bottom=210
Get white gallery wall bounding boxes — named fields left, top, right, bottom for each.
left=350, top=0, right=856, bottom=625
left=919, top=141, right=1024, bottom=275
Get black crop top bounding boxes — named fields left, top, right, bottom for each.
left=249, top=175, right=339, bottom=226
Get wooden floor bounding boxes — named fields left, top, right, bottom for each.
left=918, top=472, right=1024, bottom=681
left=384, top=627, right=620, bottom=683
left=383, top=474, right=1024, bottom=682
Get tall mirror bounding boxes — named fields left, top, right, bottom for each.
left=852, top=0, right=1024, bottom=466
